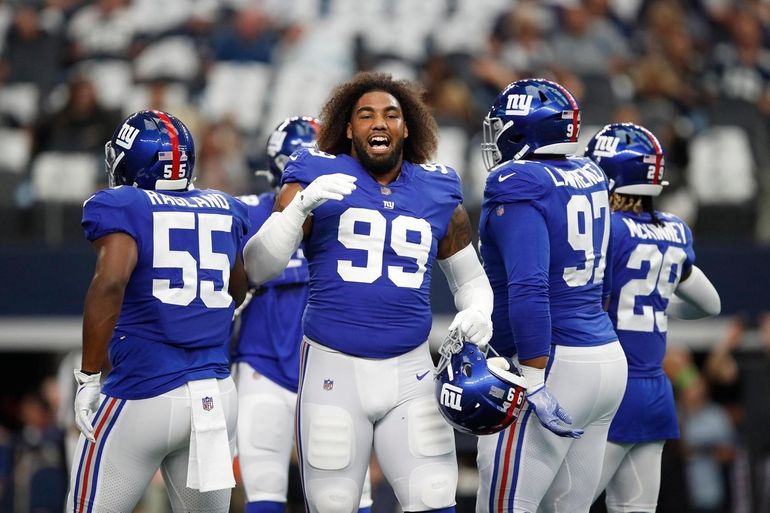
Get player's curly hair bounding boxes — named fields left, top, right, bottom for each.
left=611, top=193, right=663, bottom=226
left=317, top=72, right=438, bottom=164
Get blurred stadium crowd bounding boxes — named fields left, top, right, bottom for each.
left=1, top=0, right=770, bottom=243
left=1, top=0, right=770, bottom=512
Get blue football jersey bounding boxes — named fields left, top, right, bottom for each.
left=481, top=157, right=617, bottom=359
left=606, top=209, right=693, bottom=442
left=281, top=149, right=463, bottom=358
left=233, top=191, right=309, bottom=392
left=82, top=186, right=250, bottom=400
left=607, top=210, right=694, bottom=376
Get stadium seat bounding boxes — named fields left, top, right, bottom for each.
left=0, top=83, right=39, bottom=126
left=201, top=62, right=272, bottom=132
left=31, top=152, right=99, bottom=204
left=687, top=125, right=756, bottom=205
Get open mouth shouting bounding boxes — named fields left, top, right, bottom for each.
left=367, top=133, right=392, bottom=156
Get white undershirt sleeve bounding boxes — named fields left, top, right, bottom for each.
left=667, top=265, right=721, bottom=319
left=437, top=244, right=493, bottom=316
left=242, top=196, right=307, bottom=287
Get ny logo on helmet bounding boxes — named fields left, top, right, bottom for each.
left=115, top=123, right=140, bottom=150
left=505, top=94, right=534, bottom=116
left=439, top=383, right=463, bottom=411
left=592, top=135, right=620, bottom=157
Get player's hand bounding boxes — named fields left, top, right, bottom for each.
left=525, top=384, right=583, bottom=439
left=296, top=173, right=357, bottom=215
left=74, top=370, right=102, bottom=443
left=448, top=307, right=492, bottom=350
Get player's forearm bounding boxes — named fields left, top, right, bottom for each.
left=438, top=244, right=493, bottom=316
left=668, top=266, right=721, bottom=319
left=508, top=283, right=552, bottom=360
left=81, top=278, right=124, bottom=373
left=242, top=203, right=306, bottom=286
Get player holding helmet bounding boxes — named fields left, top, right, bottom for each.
left=233, top=116, right=372, bottom=513
left=243, top=72, right=494, bottom=512
left=476, top=78, right=628, bottom=513
left=585, top=123, right=720, bottom=513
left=67, top=110, right=250, bottom=512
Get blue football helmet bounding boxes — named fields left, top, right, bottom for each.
left=105, top=110, right=195, bottom=191
left=264, top=116, right=320, bottom=184
left=584, top=123, right=668, bottom=196
left=434, top=331, right=527, bottom=436
left=481, top=78, right=581, bottom=170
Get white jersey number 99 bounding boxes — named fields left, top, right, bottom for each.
left=336, top=207, right=432, bottom=288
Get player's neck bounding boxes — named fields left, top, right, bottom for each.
left=369, top=166, right=402, bottom=185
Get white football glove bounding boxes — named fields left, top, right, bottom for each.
left=74, top=370, right=102, bottom=443
left=294, top=173, right=357, bottom=216
left=448, top=307, right=493, bottom=350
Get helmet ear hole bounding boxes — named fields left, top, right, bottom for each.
left=462, top=363, right=473, bottom=378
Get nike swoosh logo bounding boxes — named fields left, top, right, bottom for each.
left=498, top=172, right=516, bottom=182
left=416, top=371, right=430, bottom=381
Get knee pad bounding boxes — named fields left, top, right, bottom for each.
left=305, top=405, right=353, bottom=471
left=408, top=397, right=455, bottom=458
left=237, top=394, right=293, bottom=501
left=408, top=463, right=457, bottom=510
left=306, top=478, right=359, bottom=513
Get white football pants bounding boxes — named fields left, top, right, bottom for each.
left=66, top=377, right=236, bottom=513
left=477, top=342, right=627, bottom=513
left=593, top=440, right=665, bottom=513
left=297, top=339, right=458, bottom=513
left=236, top=362, right=373, bottom=507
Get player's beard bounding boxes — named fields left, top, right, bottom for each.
left=353, top=136, right=404, bottom=177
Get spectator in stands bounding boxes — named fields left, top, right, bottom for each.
left=0, top=5, right=64, bottom=103
left=66, top=0, right=136, bottom=62
left=12, top=392, right=67, bottom=513
left=704, top=314, right=770, bottom=512
left=209, top=7, right=278, bottom=64
left=666, top=347, right=736, bottom=513
left=31, top=75, right=120, bottom=158
left=195, top=118, right=250, bottom=195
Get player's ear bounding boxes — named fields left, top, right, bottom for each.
left=346, top=122, right=352, bottom=140
left=404, top=123, right=408, bottom=138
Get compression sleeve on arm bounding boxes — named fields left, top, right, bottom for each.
left=438, top=243, right=493, bottom=316
left=242, top=194, right=307, bottom=286
left=490, top=202, right=551, bottom=360
left=667, top=265, right=721, bottom=319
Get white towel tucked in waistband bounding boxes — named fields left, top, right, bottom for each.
left=186, top=378, right=235, bottom=492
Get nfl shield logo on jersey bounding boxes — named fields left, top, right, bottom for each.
left=323, top=379, right=334, bottom=391
left=202, top=396, right=214, bottom=411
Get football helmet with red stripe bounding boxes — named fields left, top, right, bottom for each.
left=481, top=78, right=581, bottom=170
left=434, top=331, right=527, bottom=436
left=105, top=110, right=195, bottom=191
left=584, top=122, right=668, bottom=196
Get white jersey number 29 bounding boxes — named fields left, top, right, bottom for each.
left=563, top=191, right=610, bottom=287
left=617, top=244, right=686, bottom=333
left=336, top=207, right=432, bottom=288
left=152, top=211, right=233, bottom=308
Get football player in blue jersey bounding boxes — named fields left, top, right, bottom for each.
left=475, top=78, right=629, bottom=513
left=584, top=123, right=721, bottom=513
left=234, top=116, right=373, bottom=513
left=243, top=72, right=494, bottom=513
left=67, top=110, right=250, bottom=513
